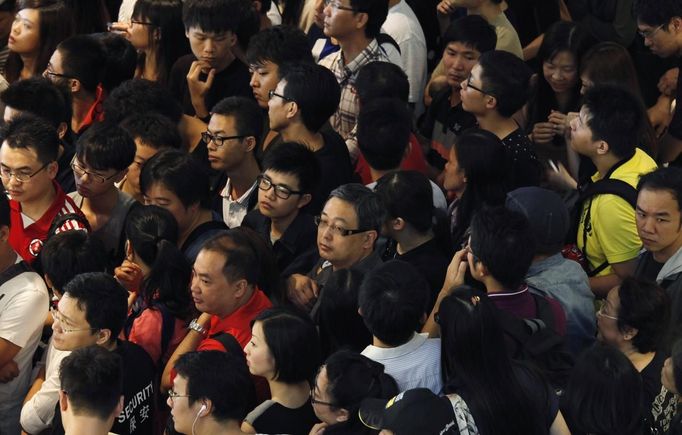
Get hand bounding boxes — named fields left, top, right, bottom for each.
left=546, top=161, right=577, bottom=191
left=108, top=21, right=130, bottom=36
left=437, top=0, right=456, bottom=15
left=286, top=274, right=319, bottom=310
left=531, top=122, right=556, bottom=144
left=114, top=260, right=144, bottom=293
left=309, top=422, right=328, bottom=435
left=442, top=248, right=469, bottom=295
left=0, top=360, right=19, bottom=383
left=658, top=67, right=679, bottom=96
left=187, top=60, right=215, bottom=117
left=648, top=97, right=673, bottom=138
left=548, top=110, right=568, bottom=137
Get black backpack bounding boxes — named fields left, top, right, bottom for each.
left=496, top=293, right=575, bottom=392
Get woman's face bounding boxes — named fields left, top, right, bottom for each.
left=443, top=146, right=466, bottom=195
left=127, top=14, right=154, bottom=51
left=244, top=321, right=276, bottom=379
left=542, top=50, right=578, bottom=95
left=597, top=286, right=628, bottom=348
left=8, top=8, right=41, bottom=55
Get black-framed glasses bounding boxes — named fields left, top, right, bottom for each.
left=463, top=75, right=489, bottom=95
left=257, top=175, right=302, bottom=200
left=323, top=0, right=363, bottom=12
left=131, top=19, right=157, bottom=26
left=43, top=70, right=74, bottom=81
left=310, top=388, right=337, bottom=407
left=168, top=389, right=191, bottom=402
left=638, top=23, right=665, bottom=40
left=314, top=215, right=368, bottom=237
left=0, top=161, right=50, bottom=183
left=268, top=90, right=295, bottom=102
left=71, top=158, right=120, bottom=184
left=201, top=131, right=248, bottom=147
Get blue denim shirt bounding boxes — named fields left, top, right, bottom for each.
left=526, top=253, right=596, bottom=355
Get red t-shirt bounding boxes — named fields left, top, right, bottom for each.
left=355, top=133, right=428, bottom=184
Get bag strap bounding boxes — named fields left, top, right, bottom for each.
left=376, top=33, right=401, bottom=55
left=0, top=261, right=31, bottom=300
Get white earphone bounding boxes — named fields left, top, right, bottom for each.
left=198, top=404, right=207, bottom=416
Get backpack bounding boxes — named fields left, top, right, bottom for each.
left=496, top=293, right=574, bottom=392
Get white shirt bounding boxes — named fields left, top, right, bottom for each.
left=221, top=179, right=258, bottom=228
left=117, top=0, right=137, bottom=22
left=362, top=332, right=443, bottom=394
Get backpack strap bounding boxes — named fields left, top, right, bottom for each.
left=529, top=293, right=557, bottom=332
left=0, top=261, right=31, bottom=299
left=209, top=331, right=245, bottom=357
left=156, top=303, right=176, bottom=363
left=376, top=33, right=401, bottom=55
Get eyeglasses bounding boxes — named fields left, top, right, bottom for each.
left=50, top=307, right=99, bottom=334
left=168, top=389, right=191, bottom=402
left=71, top=158, right=120, bottom=184
left=268, top=90, right=295, bottom=102
left=257, top=175, right=303, bottom=200
left=314, top=215, right=368, bottom=237
left=310, top=388, right=336, bottom=407
left=201, top=131, right=248, bottom=147
left=638, top=24, right=665, bottom=40
left=596, top=304, right=618, bottom=321
left=323, top=0, right=363, bottom=12
left=130, top=19, right=156, bottom=26
left=0, top=162, right=50, bottom=183
left=462, top=75, right=489, bottom=95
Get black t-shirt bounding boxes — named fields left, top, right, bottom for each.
left=393, top=238, right=449, bottom=313
left=56, top=141, right=75, bottom=194
left=312, top=128, right=354, bottom=215
left=169, top=54, right=253, bottom=116
left=634, top=250, right=664, bottom=283
left=501, top=128, right=542, bottom=189
left=246, top=399, right=320, bottom=435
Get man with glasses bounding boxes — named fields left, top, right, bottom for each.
left=0, top=115, right=85, bottom=264
left=205, top=96, right=263, bottom=228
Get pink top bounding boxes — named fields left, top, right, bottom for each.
left=127, top=308, right=188, bottom=366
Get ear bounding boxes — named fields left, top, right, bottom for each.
left=46, top=160, right=58, bottom=180
left=362, top=230, right=378, bottom=250
left=243, top=136, right=256, bottom=154
left=200, top=399, right=213, bottom=416
left=354, top=11, right=369, bottom=31
left=297, top=193, right=312, bottom=209
left=286, top=101, right=298, bottom=120
left=57, top=122, right=68, bottom=140
left=391, top=217, right=406, bottom=232
left=114, top=168, right=128, bottom=184
left=233, top=279, right=249, bottom=300
left=672, top=16, right=682, bottom=32
left=70, top=78, right=82, bottom=94
left=95, top=328, right=113, bottom=346
left=0, top=225, right=9, bottom=243
left=622, top=326, right=639, bottom=341
left=336, top=408, right=350, bottom=422
left=253, top=0, right=263, bottom=13
left=595, top=140, right=610, bottom=155
left=114, top=395, right=124, bottom=417
left=59, top=389, right=68, bottom=412
left=153, top=27, right=161, bottom=42
left=484, top=95, right=497, bottom=111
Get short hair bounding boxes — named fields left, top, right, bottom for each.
left=634, top=0, right=682, bottom=26
left=638, top=167, right=682, bottom=212
left=0, top=77, right=71, bottom=128
left=356, top=97, right=412, bottom=171
left=59, top=345, right=123, bottom=420
left=75, top=123, right=136, bottom=172
left=245, top=25, right=313, bottom=68
left=442, top=15, right=497, bottom=53
left=470, top=206, right=535, bottom=289
left=58, top=35, right=107, bottom=94
left=253, top=307, right=321, bottom=382
left=103, top=79, right=183, bottom=125
left=139, top=149, right=211, bottom=208
left=478, top=50, right=533, bottom=117
left=328, top=184, right=384, bottom=233
left=348, top=0, right=388, bottom=38
left=617, top=277, right=670, bottom=353
left=182, top=0, right=239, bottom=33
left=211, top=96, right=264, bottom=144
left=0, top=193, right=9, bottom=228
left=582, top=84, right=643, bottom=159
left=120, top=113, right=183, bottom=151
left=374, top=171, right=434, bottom=233
left=41, top=231, right=108, bottom=291
left=62, top=272, right=129, bottom=343
left=200, top=232, right=259, bottom=285
left=0, top=114, right=60, bottom=164
left=174, top=351, right=256, bottom=422
left=355, top=62, right=409, bottom=104
left=280, top=63, right=340, bottom=132
left=91, top=32, right=137, bottom=93
left=262, top=142, right=320, bottom=194
left=359, top=260, right=430, bottom=346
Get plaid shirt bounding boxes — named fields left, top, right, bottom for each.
left=319, top=39, right=391, bottom=159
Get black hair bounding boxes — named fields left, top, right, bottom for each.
left=174, top=351, right=256, bottom=422
left=103, top=79, right=183, bottom=125
left=253, top=307, right=321, bottom=383
left=125, top=205, right=193, bottom=320
left=120, top=113, right=183, bottom=151
left=200, top=231, right=260, bottom=286
left=638, top=166, right=682, bottom=212
left=634, top=0, right=682, bottom=27
left=245, top=25, right=313, bottom=69
left=0, top=192, right=8, bottom=228
left=90, top=32, right=138, bottom=94
left=59, top=345, right=123, bottom=420
left=561, top=342, right=643, bottom=435
left=280, top=62, right=340, bottom=132
left=478, top=50, right=533, bottom=117
left=438, top=286, right=548, bottom=435
left=182, top=0, right=239, bottom=33
left=355, top=61, right=409, bottom=104
left=582, top=84, right=643, bottom=159
left=261, top=141, right=320, bottom=194
left=470, top=206, right=535, bottom=289
left=374, top=170, right=434, bottom=234
left=359, top=260, right=430, bottom=346
left=57, top=34, right=107, bottom=94
left=0, top=77, right=71, bottom=128
left=0, top=113, right=59, bottom=164
left=62, top=272, right=129, bottom=343
left=211, top=96, right=264, bottom=144
left=317, top=269, right=372, bottom=358
left=41, top=231, right=108, bottom=292
left=441, top=15, right=497, bottom=53
left=617, top=277, right=670, bottom=354
left=356, top=97, right=411, bottom=171
left=63, top=0, right=108, bottom=33
left=347, top=0, right=387, bottom=38
left=75, top=122, right=136, bottom=172
left=231, top=0, right=260, bottom=53
left=328, top=183, right=384, bottom=233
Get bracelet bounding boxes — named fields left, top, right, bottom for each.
left=189, top=318, right=208, bottom=337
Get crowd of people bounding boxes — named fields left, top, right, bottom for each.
left=3, top=0, right=682, bottom=434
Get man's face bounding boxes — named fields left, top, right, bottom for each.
left=206, top=114, right=251, bottom=172
left=143, top=181, right=194, bottom=235
left=637, top=20, right=681, bottom=58
left=317, top=197, right=373, bottom=269
left=257, top=169, right=309, bottom=219
left=459, top=63, right=489, bottom=116
left=72, top=156, right=123, bottom=198
left=167, top=374, right=203, bottom=434
left=191, top=249, right=244, bottom=316
left=51, top=294, right=100, bottom=351
left=0, top=143, right=56, bottom=204
left=43, top=49, right=74, bottom=91
left=267, top=79, right=293, bottom=131
left=322, top=0, right=362, bottom=40
left=126, top=140, right=159, bottom=199
left=250, top=60, right=281, bottom=109
left=636, top=188, right=682, bottom=260
left=568, top=105, right=597, bottom=157
left=186, top=27, right=236, bottom=72
left=442, top=42, right=480, bottom=89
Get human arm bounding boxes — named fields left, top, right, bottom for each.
left=160, top=312, right=211, bottom=392
left=588, top=259, right=637, bottom=298
left=22, top=365, right=46, bottom=405
left=422, top=249, right=468, bottom=337
left=187, top=61, right=215, bottom=120
left=0, top=338, right=20, bottom=371
left=658, top=68, right=679, bottom=96
left=286, top=274, right=320, bottom=310
left=549, top=410, right=571, bottom=435
left=648, top=95, right=674, bottom=141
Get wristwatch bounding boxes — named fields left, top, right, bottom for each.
left=189, top=318, right=208, bottom=337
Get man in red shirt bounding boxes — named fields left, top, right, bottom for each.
left=0, top=115, right=84, bottom=263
